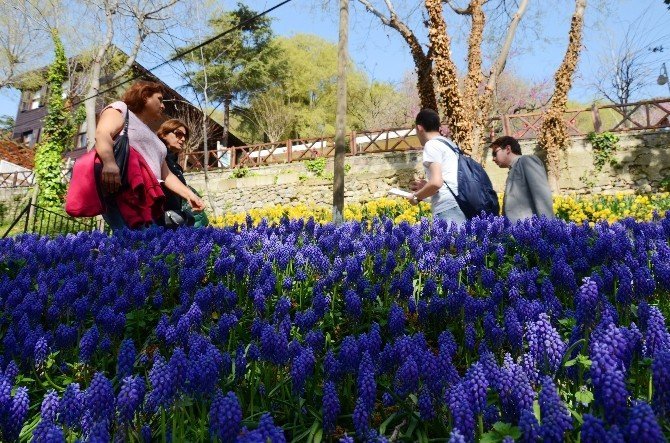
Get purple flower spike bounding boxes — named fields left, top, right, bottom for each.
left=117, top=376, right=146, bottom=425
left=652, top=350, right=670, bottom=416
left=32, top=420, right=65, bottom=443
left=116, top=338, right=136, bottom=380
left=525, top=313, right=566, bottom=374
left=624, top=401, right=666, bottom=443
left=40, top=389, right=59, bottom=423
left=85, top=372, right=115, bottom=424
left=538, top=376, right=572, bottom=443
left=209, top=390, right=242, bottom=443
left=322, top=380, right=340, bottom=434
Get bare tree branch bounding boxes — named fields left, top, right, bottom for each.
left=356, top=0, right=437, bottom=110
left=444, top=0, right=471, bottom=15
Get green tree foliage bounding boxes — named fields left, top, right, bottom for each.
left=234, top=34, right=411, bottom=142
left=181, top=3, right=284, bottom=103
left=0, top=115, right=14, bottom=139
left=34, top=30, right=82, bottom=208
left=273, top=34, right=369, bottom=138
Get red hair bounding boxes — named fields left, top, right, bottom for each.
left=122, top=81, right=165, bottom=113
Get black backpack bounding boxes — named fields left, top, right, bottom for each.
left=436, top=138, right=500, bottom=219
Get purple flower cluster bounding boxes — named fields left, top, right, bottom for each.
left=0, top=213, right=669, bottom=440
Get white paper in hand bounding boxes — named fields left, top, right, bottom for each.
left=388, top=187, right=414, bottom=198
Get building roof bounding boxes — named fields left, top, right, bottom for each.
left=12, top=45, right=246, bottom=147
left=0, top=139, right=34, bottom=169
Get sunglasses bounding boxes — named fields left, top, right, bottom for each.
left=172, top=130, right=188, bottom=140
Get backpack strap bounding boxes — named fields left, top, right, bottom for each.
left=431, top=137, right=461, bottom=197
left=435, top=137, right=462, bottom=156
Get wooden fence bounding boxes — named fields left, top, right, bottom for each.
left=0, top=170, right=34, bottom=188
left=181, top=98, right=670, bottom=173
left=2, top=98, right=670, bottom=185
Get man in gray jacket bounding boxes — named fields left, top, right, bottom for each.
left=490, top=136, right=554, bottom=223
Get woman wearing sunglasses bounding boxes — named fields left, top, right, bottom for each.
left=95, top=81, right=205, bottom=230
left=156, top=119, right=208, bottom=227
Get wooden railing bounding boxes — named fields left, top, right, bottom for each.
left=5, top=99, right=668, bottom=177
left=181, top=98, right=670, bottom=173
left=498, top=99, right=670, bottom=139
left=0, top=167, right=72, bottom=189
left=183, top=128, right=424, bottom=171
left=0, top=170, right=35, bottom=187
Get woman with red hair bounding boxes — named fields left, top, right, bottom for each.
left=94, top=80, right=205, bottom=229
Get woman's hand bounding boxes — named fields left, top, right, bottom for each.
left=101, top=161, right=121, bottom=194
left=95, top=108, right=125, bottom=195
left=187, top=193, right=206, bottom=212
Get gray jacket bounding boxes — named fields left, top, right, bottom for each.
left=503, top=155, right=554, bottom=223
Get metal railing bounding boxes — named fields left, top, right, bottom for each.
left=2, top=203, right=101, bottom=238
left=180, top=97, right=670, bottom=172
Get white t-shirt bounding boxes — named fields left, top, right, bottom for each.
left=422, top=136, right=459, bottom=214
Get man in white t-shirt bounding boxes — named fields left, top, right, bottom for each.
left=408, top=109, right=467, bottom=224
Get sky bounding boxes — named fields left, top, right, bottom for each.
left=1, top=0, right=670, bottom=120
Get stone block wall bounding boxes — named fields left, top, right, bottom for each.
left=0, top=187, right=32, bottom=226
left=2, top=130, right=669, bottom=219
left=183, top=130, right=670, bottom=215
left=186, top=151, right=423, bottom=215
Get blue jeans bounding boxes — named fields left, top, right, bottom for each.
left=102, top=200, right=127, bottom=231
left=435, top=206, right=467, bottom=224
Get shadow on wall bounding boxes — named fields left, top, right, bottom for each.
left=620, top=131, right=670, bottom=193
left=504, top=131, right=670, bottom=194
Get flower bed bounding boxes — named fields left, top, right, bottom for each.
left=1, top=215, right=670, bottom=441
left=213, top=193, right=670, bottom=227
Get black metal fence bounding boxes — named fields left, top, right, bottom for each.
left=2, top=204, right=101, bottom=238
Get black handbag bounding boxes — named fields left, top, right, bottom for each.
left=113, top=110, right=130, bottom=186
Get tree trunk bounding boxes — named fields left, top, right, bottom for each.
left=393, top=20, right=437, bottom=111
left=538, top=0, right=587, bottom=193
left=356, top=0, right=438, bottom=112
left=460, top=0, right=485, bottom=155
left=424, top=0, right=466, bottom=149
left=85, top=9, right=114, bottom=150
left=333, top=0, right=348, bottom=225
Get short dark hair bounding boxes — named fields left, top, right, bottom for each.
left=415, top=109, right=441, bottom=132
left=491, top=136, right=522, bottom=155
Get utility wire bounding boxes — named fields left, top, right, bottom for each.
left=5, top=0, right=294, bottom=135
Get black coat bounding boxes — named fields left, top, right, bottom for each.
left=164, top=152, right=186, bottom=212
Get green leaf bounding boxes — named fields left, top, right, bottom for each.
left=570, top=409, right=584, bottom=425
left=492, top=422, right=521, bottom=439
left=492, top=422, right=514, bottom=434
left=575, top=389, right=594, bottom=406
left=379, top=412, right=398, bottom=435
left=577, top=354, right=592, bottom=369
left=313, top=429, right=322, bottom=443
left=403, top=416, right=418, bottom=439
left=533, top=400, right=541, bottom=422
left=480, top=430, right=502, bottom=443
left=564, top=358, right=577, bottom=367
left=306, top=420, right=319, bottom=443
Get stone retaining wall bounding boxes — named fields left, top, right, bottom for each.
left=182, top=130, right=670, bottom=215
left=3, top=130, right=669, bottom=218
left=0, top=187, right=32, bottom=226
